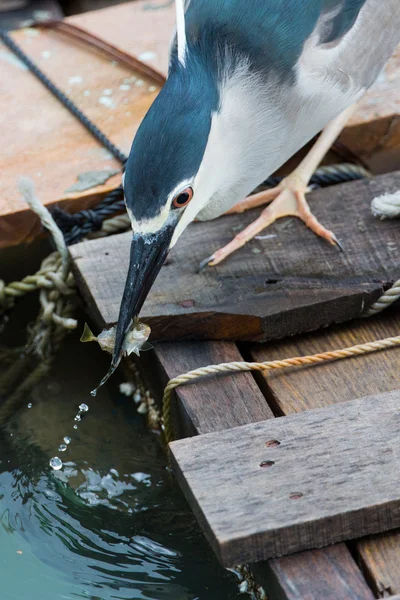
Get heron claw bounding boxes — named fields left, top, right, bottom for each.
left=332, top=234, right=344, bottom=252
left=198, top=255, right=215, bottom=272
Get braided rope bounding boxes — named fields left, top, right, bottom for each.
left=364, top=280, right=400, bottom=316
left=162, top=335, right=400, bottom=443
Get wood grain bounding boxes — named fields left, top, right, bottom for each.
left=0, top=0, right=175, bottom=248
left=248, top=308, right=400, bottom=415
left=248, top=309, right=400, bottom=595
left=251, top=546, right=374, bottom=600
left=153, top=341, right=274, bottom=437
left=71, top=172, right=400, bottom=342
left=151, top=340, right=373, bottom=599
left=170, top=390, right=400, bottom=566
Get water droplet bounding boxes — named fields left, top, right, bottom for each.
left=90, top=389, right=97, bottom=397
left=73, top=424, right=78, bottom=430
left=50, top=457, right=63, bottom=471
left=74, top=415, right=81, bottom=422
left=64, top=436, right=71, bottom=444
left=79, top=403, right=89, bottom=413
left=133, top=392, right=142, bottom=404
left=27, top=403, right=32, bottom=409
left=58, top=444, right=67, bottom=452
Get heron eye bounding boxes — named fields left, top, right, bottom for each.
left=172, top=186, right=193, bottom=209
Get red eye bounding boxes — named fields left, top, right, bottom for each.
left=172, top=187, right=193, bottom=209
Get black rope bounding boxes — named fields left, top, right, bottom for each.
left=1, top=28, right=370, bottom=247
left=0, top=30, right=127, bottom=165
left=53, top=186, right=125, bottom=245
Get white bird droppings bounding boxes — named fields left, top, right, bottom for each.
left=119, top=84, right=131, bottom=91
left=99, top=96, right=115, bottom=109
left=138, top=51, right=156, bottom=62
left=68, top=76, right=83, bottom=85
left=41, top=50, right=52, bottom=59
left=102, top=88, right=113, bottom=96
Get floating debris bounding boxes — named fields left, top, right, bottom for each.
left=119, top=382, right=135, bottom=396
left=49, top=457, right=63, bottom=471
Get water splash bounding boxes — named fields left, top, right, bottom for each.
left=49, top=457, right=63, bottom=471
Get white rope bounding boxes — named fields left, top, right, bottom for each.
left=371, top=191, right=400, bottom=220
left=366, top=189, right=400, bottom=316
left=18, top=177, right=70, bottom=279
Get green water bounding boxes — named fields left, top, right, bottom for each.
left=0, top=312, right=240, bottom=599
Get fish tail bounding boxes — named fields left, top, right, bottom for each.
left=80, top=323, right=96, bottom=343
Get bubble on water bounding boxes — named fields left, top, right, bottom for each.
left=27, top=403, right=32, bottom=409
left=58, top=444, right=67, bottom=452
left=50, top=457, right=63, bottom=471
left=79, top=403, right=89, bottom=413
left=73, top=424, right=78, bottom=430
left=64, top=436, right=71, bottom=444
left=74, top=415, right=81, bottom=422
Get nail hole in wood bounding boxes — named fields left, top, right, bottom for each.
left=289, top=492, right=303, bottom=500
left=260, top=460, right=275, bottom=468
left=265, top=440, right=280, bottom=448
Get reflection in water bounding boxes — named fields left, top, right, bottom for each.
left=0, top=326, right=239, bottom=600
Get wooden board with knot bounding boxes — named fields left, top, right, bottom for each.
left=71, top=171, right=400, bottom=342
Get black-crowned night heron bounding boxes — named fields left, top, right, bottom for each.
left=112, top=0, right=400, bottom=367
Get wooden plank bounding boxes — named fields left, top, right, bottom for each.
left=150, top=341, right=373, bottom=600
left=251, top=546, right=375, bottom=600
left=249, top=308, right=400, bottom=414
left=248, top=309, right=400, bottom=595
left=153, top=342, right=274, bottom=437
left=170, top=390, right=400, bottom=566
left=71, top=172, right=400, bottom=342
left=0, top=1, right=175, bottom=248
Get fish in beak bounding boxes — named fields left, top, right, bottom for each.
left=89, top=225, right=175, bottom=396
left=113, top=225, right=175, bottom=365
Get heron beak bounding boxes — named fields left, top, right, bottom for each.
left=111, top=226, right=174, bottom=368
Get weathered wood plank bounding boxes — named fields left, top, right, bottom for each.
left=150, top=341, right=373, bottom=600
left=0, top=1, right=174, bottom=248
left=249, top=308, right=400, bottom=414
left=251, top=546, right=374, bottom=600
left=153, top=342, right=274, bottom=437
left=248, top=309, right=400, bottom=595
left=71, top=172, right=400, bottom=342
left=170, top=390, right=400, bottom=566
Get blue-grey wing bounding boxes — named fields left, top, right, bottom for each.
left=184, top=0, right=400, bottom=89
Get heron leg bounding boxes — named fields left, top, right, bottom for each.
left=204, top=105, right=356, bottom=267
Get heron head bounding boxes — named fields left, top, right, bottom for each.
left=112, top=55, right=220, bottom=366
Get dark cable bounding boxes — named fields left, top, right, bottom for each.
left=0, top=29, right=127, bottom=165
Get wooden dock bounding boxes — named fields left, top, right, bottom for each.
left=3, top=2, right=400, bottom=598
